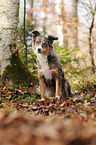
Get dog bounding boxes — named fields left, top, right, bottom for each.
left=32, top=30, right=71, bottom=99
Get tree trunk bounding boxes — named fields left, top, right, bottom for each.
left=89, top=7, right=95, bottom=73
left=0, top=0, right=19, bottom=75
left=72, top=0, right=78, bottom=48
left=26, top=0, right=34, bottom=24
left=42, top=0, right=48, bottom=33
left=24, top=0, right=28, bottom=66
left=55, top=0, right=64, bottom=46
left=60, top=0, right=68, bottom=48
left=0, top=0, right=37, bottom=85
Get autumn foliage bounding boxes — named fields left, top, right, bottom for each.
left=0, top=78, right=96, bottom=144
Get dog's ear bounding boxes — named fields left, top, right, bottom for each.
left=32, top=30, right=40, bottom=39
left=48, top=35, right=58, bottom=44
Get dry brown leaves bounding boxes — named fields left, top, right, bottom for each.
left=0, top=109, right=96, bottom=145
left=0, top=84, right=96, bottom=145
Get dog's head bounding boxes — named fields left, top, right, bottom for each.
left=32, top=30, right=58, bottom=55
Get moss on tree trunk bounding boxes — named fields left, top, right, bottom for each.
left=2, top=50, right=38, bottom=85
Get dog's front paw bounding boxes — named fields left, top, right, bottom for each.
left=55, top=96, right=60, bottom=99
left=40, top=98, right=45, bottom=101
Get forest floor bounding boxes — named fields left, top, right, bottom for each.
left=0, top=74, right=96, bottom=145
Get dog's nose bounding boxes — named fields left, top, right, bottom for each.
left=38, top=48, right=42, bottom=53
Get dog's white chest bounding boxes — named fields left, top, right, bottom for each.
left=37, top=54, right=52, bottom=79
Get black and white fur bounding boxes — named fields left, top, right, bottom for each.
left=32, top=30, right=71, bottom=99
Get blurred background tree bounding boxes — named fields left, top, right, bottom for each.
left=79, top=0, right=96, bottom=73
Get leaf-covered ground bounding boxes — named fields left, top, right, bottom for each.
left=0, top=77, right=96, bottom=145
left=1, top=110, right=96, bottom=145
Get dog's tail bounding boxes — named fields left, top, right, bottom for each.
left=64, top=78, right=72, bottom=97
left=60, top=70, right=72, bottom=98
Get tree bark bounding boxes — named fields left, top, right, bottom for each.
left=24, top=0, right=28, bottom=66
left=26, top=0, right=33, bottom=23
left=60, top=0, right=68, bottom=48
left=0, top=0, right=19, bottom=74
left=0, top=0, right=19, bottom=75
left=0, top=0, right=37, bottom=85
left=42, top=0, right=48, bottom=33
left=55, top=0, right=64, bottom=46
left=72, top=0, right=78, bottom=48
left=89, top=7, right=95, bottom=73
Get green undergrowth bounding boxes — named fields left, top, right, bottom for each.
left=69, top=73, right=96, bottom=91
left=2, top=50, right=38, bottom=85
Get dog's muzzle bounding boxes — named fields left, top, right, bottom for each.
left=38, top=48, right=42, bottom=53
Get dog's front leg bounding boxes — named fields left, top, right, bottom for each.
left=55, top=76, right=61, bottom=98
left=38, top=69, right=46, bottom=99
left=51, top=68, right=61, bottom=98
left=39, top=77, right=46, bottom=99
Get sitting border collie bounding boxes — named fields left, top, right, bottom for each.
left=32, top=30, right=71, bottom=99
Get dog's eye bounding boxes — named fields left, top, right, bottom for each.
left=42, top=43, right=48, bottom=47
left=37, top=40, right=41, bottom=44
